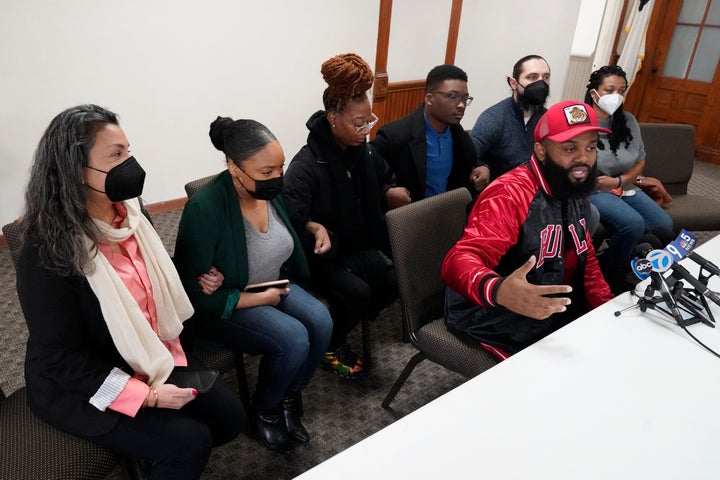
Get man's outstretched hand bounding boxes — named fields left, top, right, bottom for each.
left=495, top=255, right=572, bottom=320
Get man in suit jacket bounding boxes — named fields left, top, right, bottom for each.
left=372, top=64, right=489, bottom=202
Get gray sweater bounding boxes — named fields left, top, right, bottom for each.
left=470, top=96, right=546, bottom=180
left=596, top=112, right=645, bottom=192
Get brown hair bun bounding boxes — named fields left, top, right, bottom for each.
left=321, top=53, right=374, bottom=112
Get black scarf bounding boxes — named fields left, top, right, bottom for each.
left=305, top=111, right=388, bottom=254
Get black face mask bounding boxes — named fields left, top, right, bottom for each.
left=239, top=168, right=284, bottom=201
left=540, top=152, right=598, bottom=200
left=517, top=79, right=550, bottom=107
left=86, top=156, right=146, bottom=202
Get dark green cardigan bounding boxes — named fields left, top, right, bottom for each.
left=174, top=170, right=310, bottom=347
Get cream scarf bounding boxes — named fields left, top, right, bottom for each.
left=85, top=198, right=194, bottom=386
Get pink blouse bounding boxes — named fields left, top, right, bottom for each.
left=99, top=203, right=187, bottom=416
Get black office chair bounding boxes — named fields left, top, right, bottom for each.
left=1, top=220, right=125, bottom=480
left=183, top=173, right=218, bottom=198
left=382, top=188, right=497, bottom=408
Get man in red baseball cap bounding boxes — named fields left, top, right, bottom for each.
left=441, top=100, right=613, bottom=360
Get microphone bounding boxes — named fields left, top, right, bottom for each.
left=670, top=263, right=720, bottom=307
left=649, top=227, right=678, bottom=246
left=663, top=229, right=698, bottom=263
left=638, top=235, right=663, bottom=253
left=640, top=230, right=719, bottom=334
left=629, top=241, right=654, bottom=282
left=644, top=246, right=685, bottom=322
left=619, top=240, right=689, bottom=322
left=687, top=252, right=720, bottom=278
left=655, top=229, right=720, bottom=307
left=654, top=272, right=685, bottom=323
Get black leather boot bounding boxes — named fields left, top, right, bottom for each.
left=255, top=407, right=294, bottom=454
left=282, top=391, right=310, bottom=443
left=124, top=457, right=152, bottom=480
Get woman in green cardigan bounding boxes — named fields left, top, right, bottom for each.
left=174, top=117, right=332, bottom=455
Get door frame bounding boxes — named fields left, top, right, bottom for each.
left=371, top=0, right=464, bottom=136
left=625, top=0, right=720, bottom=163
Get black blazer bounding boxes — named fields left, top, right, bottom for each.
left=17, top=242, right=129, bottom=437
left=372, top=104, right=479, bottom=201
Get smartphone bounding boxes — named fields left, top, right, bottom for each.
left=166, top=370, right=219, bottom=393
left=243, top=279, right=290, bottom=293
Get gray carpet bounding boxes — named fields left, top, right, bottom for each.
left=2, top=161, right=720, bottom=479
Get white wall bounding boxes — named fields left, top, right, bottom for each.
left=572, top=0, right=608, bottom=57
left=0, top=0, right=380, bottom=224
left=456, top=0, right=583, bottom=126
left=387, top=0, right=453, bottom=80
left=385, top=0, right=583, bottom=126
left=0, top=0, right=586, bottom=225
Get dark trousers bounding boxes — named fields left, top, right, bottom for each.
left=311, top=249, right=397, bottom=350
left=87, top=356, right=245, bottom=480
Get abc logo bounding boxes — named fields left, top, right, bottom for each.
left=647, top=249, right=673, bottom=272
left=631, top=258, right=653, bottom=280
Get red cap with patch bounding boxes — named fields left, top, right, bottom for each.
left=534, top=100, right=611, bottom=142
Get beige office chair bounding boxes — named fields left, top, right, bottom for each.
left=1, top=220, right=124, bottom=479
left=382, top=188, right=497, bottom=408
left=1, top=220, right=23, bottom=270
left=640, top=123, right=720, bottom=231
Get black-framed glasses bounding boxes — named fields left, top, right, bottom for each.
left=353, top=113, right=379, bottom=135
left=430, top=91, right=473, bottom=106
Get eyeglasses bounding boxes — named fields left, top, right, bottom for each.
left=429, top=91, right=473, bottom=106
left=353, top=113, right=379, bottom=135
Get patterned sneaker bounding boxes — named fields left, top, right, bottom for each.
left=323, top=344, right=364, bottom=378
left=335, top=343, right=365, bottom=375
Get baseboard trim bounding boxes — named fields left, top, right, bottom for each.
left=1, top=197, right=187, bottom=249
left=144, top=197, right=187, bottom=215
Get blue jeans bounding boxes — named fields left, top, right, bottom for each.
left=590, top=190, right=674, bottom=267
left=225, top=283, right=332, bottom=410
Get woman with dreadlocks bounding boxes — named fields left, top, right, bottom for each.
left=584, top=65, right=674, bottom=294
left=284, top=53, right=410, bottom=378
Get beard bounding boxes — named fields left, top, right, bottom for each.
left=541, top=153, right=598, bottom=200
left=517, top=92, right=544, bottom=111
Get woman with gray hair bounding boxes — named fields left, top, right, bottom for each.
left=17, top=104, right=245, bottom=479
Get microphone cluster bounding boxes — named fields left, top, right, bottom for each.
left=625, top=229, right=719, bottom=327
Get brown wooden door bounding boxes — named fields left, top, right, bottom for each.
left=370, top=0, right=464, bottom=138
left=629, top=0, right=720, bottom=164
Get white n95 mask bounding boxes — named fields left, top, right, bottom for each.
left=594, top=90, right=624, bottom=116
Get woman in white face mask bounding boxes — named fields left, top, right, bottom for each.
left=584, top=65, right=674, bottom=295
